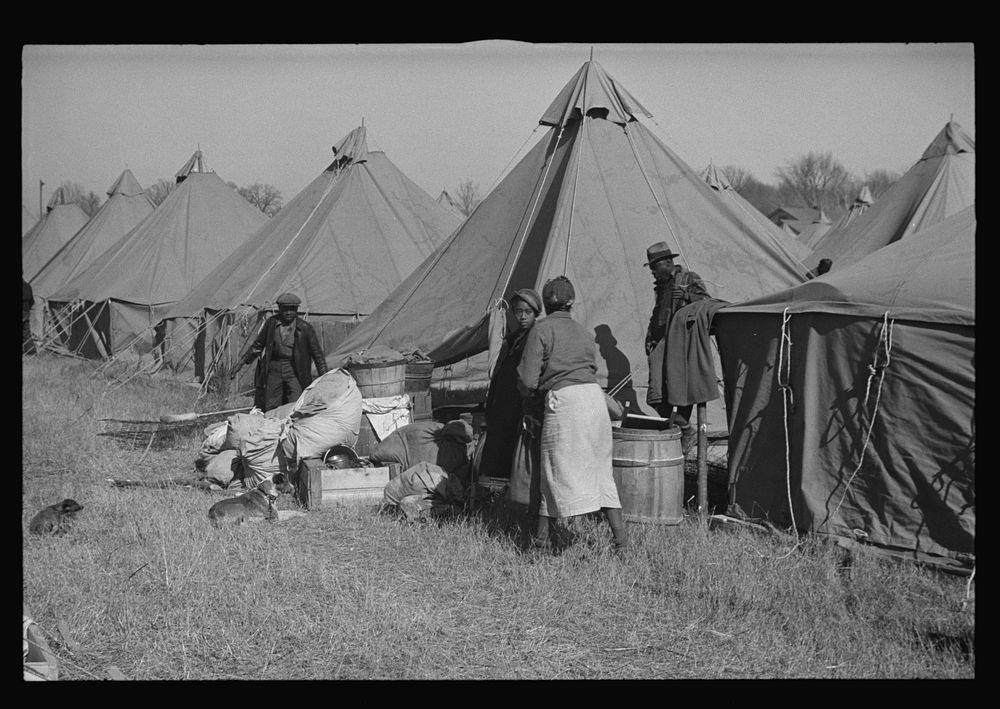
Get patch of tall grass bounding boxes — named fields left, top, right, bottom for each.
left=22, top=355, right=974, bottom=679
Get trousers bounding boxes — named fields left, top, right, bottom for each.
left=264, top=359, right=302, bottom=411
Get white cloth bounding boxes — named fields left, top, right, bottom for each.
left=362, top=394, right=411, bottom=441
left=538, top=382, right=621, bottom=517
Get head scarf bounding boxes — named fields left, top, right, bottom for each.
left=511, top=288, right=543, bottom=315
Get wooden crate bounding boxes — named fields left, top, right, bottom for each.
left=296, top=458, right=399, bottom=509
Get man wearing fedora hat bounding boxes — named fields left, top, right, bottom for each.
left=643, top=242, right=710, bottom=449
left=231, top=292, right=328, bottom=411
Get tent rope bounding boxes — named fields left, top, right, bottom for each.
left=354, top=123, right=553, bottom=355
left=828, top=312, right=894, bottom=523
left=623, top=122, right=688, bottom=269
left=562, top=80, right=590, bottom=276
left=487, top=127, right=541, bottom=195
left=194, top=164, right=346, bottom=387
left=777, top=307, right=800, bottom=553
left=499, top=123, right=568, bottom=300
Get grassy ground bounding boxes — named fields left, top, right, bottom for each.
left=22, top=354, right=974, bottom=680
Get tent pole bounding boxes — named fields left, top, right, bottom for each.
left=697, top=402, right=708, bottom=516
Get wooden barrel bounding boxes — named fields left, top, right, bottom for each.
left=404, top=361, right=434, bottom=393
left=346, top=360, right=406, bottom=398
left=612, top=425, right=684, bottom=525
left=409, top=390, right=433, bottom=420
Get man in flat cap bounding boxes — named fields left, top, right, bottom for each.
left=231, top=292, right=328, bottom=411
left=643, top=242, right=710, bottom=451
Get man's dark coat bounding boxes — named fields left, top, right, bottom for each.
left=242, top=315, right=328, bottom=410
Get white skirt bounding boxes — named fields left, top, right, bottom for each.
left=538, top=382, right=621, bottom=517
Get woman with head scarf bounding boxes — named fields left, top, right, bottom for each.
left=516, top=276, right=628, bottom=552
left=478, top=288, right=543, bottom=486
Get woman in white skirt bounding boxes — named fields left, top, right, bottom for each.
left=516, top=276, right=628, bottom=552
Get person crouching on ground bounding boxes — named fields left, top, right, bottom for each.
left=231, top=292, right=328, bottom=412
left=516, top=276, right=628, bottom=553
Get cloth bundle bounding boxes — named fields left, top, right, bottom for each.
left=196, top=368, right=363, bottom=489
left=371, top=419, right=474, bottom=482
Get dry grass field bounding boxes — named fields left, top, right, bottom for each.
left=22, top=354, right=974, bottom=680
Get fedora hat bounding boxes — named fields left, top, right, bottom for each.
left=644, top=241, right=679, bottom=266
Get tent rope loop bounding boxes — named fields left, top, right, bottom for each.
left=777, top=307, right=799, bottom=549
left=828, top=311, right=894, bottom=524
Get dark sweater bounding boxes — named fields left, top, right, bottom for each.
left=517, top=311, right=597, bottom=397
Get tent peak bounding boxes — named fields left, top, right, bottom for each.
left=107, top=168, right=145, bottom=198
left=701, top=163, right=732, bottom=191
left=175, top=150, right=209, bottom=183
left=921, top=120, right=975, bottom=161
left=327, top=126, right=369, bottom=171
left=45, top=187, right=70, bottom=211
left=539, top=60, right=653, bottom=128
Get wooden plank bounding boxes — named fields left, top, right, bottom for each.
left=319, top=466, right=389, bottom=491
left=297, top=458, right=391, bottom=509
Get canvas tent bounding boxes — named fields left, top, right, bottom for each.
left=22, top=204, right=38, bottom=237
left=30, top=170, right=156, bottom=347
left=22, top=188, right=90, bottom=283
left=161, top=126, right=461, bottom=382
left=48, top=151, right=268, bottom=362
left=713, top=205, right=975, bottom=571
left=828, top=185, right=874, bottom=234
left=797, top=208, right=833, bottom=249
left=330, top=60, right=810, bottom=413
left=806, top=120, right=975, bottom=271
left=700, top=163, right=812, bottom=265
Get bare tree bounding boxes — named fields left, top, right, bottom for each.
left=454, top=179, right=481, bottom=217
left=774, top=151, right=851, bottom=214
left=145, top=178, right=175, bottom=207
left=719, top=165, right=754, bottom=193
left=229, top=182, right=283, bottom=217
left=57, top=180, right=102, bottom=217
left=863, top=168, right=901, bottom=200
left=722, top=166, right=783, bottom=216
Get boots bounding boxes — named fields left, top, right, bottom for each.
left=604, top=507, right=629, bottom=550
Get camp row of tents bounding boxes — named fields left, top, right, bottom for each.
left=22, top=59, right=973, bottom=571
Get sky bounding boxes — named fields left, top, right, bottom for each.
left=21, top=42, right=975, bottom=217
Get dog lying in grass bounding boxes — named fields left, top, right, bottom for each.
left=29, top=499, right=84, bottom=535
left=207, top=474, right=294, bottom=528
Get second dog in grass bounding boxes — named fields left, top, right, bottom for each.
left=208, top=474, right=294, bottom=528
left=29, top=498, right=84, bottom=534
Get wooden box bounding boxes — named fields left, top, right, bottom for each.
left=296, top=458, right=399, bottom=509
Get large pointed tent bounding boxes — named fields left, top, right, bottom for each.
left=30, top=169, right=155, bottom=301
left=700, top=163, right=812, bottom=265
left=22, top=188, right=90, bottom=282
left=806, top=120, right=975, bottom=271
left=330, top=60, right=810, bottom=411
left=713, top=205, right=975, bottom=571
left=48, top=151, right=268, bottom=361
left=22, top=204, right=38, bottom=237
left=161, top=126, right=461, bottom=380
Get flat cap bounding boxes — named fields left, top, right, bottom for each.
left=276, top=292, right=302, bottom=307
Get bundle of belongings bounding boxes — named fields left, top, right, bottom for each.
left=196, top=368, right=363, bottom=491
left=372, top=419, right=475, bottom=520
